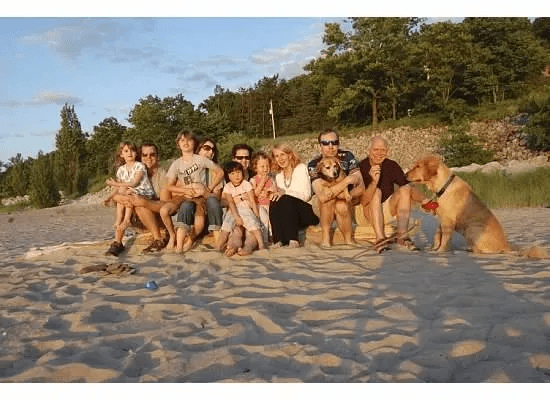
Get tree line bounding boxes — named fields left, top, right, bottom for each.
left=1, top=17, right=550, bottom=208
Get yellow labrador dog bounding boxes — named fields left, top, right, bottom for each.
left=406, top=155, right=510, bottom=253
left=315, top=156, right=351, bottom=202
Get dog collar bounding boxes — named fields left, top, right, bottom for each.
left=435, top=174, right=456, bottom=198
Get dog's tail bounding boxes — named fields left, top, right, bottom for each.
left=509, top=243, right=550, bottom=259
left=520, top=245, right=550, bottom=259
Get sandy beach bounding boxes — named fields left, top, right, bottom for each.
left=1, top=202, right=550, bottom=382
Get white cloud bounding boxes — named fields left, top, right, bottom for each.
left=19, top=18, right=158, bottom=65
left=0, top=90, right=82, bottom=107
left=31, top=91, right=82, bottom=105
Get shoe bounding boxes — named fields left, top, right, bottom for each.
left=396, top=237, right=419, bottom=251
left=105, top=241, right=125, bottom=256
left=142, top=239, right=165, bottom=253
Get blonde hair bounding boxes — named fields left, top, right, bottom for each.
left=270, top=143, right=301, bottom=173
left=251, top=151, right=271, bottom=173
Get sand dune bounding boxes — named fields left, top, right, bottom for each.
left=1, top=204, right=550, bottom=382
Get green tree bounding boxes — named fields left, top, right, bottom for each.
left=29, top=151, right=60, bottom=208
left=55, top=103, right=88, bottom=196
left=86, top=117, right=127, bottom=178
left=463, top=18, right=550, bottom=101
left=4, top=153, right=32, bottom=197
left=127, top=94, right=201, bottom=159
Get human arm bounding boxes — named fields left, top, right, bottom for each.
left=246, top=190, right=260, bottom=218
left=359, top=164, right=381, bottom=206
left=223, top=192, right=244, bottom=226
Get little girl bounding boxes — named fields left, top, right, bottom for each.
left=216, top=161, right=265, bottom=256
left=105, top=142, right=155, bottom=255
left=250, top=152, right=275, bottom=244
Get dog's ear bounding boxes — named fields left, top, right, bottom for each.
left=424, top=156, right=440, bottom=179
left=316, top=159, right=324, bottom=175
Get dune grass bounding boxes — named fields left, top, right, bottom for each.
left=456, top=167, right=550, bottom=208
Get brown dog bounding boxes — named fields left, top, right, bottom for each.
left=406, top=155, right=510, bottom=253
left=316, top=156, right=351, bottom=202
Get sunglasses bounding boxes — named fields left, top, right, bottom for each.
left=201, top=144, right=214, bottom=151
left=141, top=152, right=157, bottom=158
left=234, top=156, right=251, bottom=161
left=320, top=140, right=339, bottom=146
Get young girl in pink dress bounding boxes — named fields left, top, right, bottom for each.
left=250, top=152, right=276, bottom=244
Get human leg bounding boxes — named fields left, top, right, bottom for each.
left=362, top=188, right=385, bottom=241
left=134, top=206, right=163, bottom=241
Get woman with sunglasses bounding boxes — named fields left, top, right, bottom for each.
left=175, top=137, right=224, bottom=246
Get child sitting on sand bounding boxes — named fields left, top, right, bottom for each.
left=160, top=130, right=224, bottom=253
left=250, top=152, right=275, bottom=244
left=216, top=161, right=265, bottom=256
left=105, top=142, right=155, bottom=255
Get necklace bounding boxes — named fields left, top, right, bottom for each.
left=283, top=168, right=293, bottom=189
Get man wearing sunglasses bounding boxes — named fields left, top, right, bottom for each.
left=111, top=142, right=170, bottom=253
left=307, top=129, right=364, bottom=248
left=231, top=144, right=254, bottom=180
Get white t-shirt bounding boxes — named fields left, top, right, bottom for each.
left=116, top=161, right=155, bottom=198
left=274, top=163, right=312, bottom=203
left=167, top=154, right=216, bottom=186
left=222, top=180, right=253, bottom=206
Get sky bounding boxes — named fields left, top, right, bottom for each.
left=0, top=2, right=541, bottom=163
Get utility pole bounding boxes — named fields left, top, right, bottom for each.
left=269, top=99, right=276, bottom=139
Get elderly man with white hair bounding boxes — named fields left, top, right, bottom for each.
left=358, top=136, right=428, bottom=251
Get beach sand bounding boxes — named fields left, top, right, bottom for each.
left=1, top=203, right=550, bottom=382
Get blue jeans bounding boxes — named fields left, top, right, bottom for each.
left=176, top=196, right=222, bottom=233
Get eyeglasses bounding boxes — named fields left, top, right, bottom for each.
left=320, top=140, right=339, bottom=147
left=234, top=156, right=251, bottom=161
left=201, top=144, right=214, bottom=151
left=141, top=153, right=157, bottom=158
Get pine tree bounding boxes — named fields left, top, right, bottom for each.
left=29, top=151, right=60, bottom=208
left=55, top=103, right=87, bottom=196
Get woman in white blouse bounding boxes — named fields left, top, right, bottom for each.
left=269, top=143, right=319, bottom=247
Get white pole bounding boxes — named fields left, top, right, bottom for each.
left=269, top=99, right=276, bottom=140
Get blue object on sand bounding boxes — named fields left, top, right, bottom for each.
left=145, top=280, right=159, bottom=290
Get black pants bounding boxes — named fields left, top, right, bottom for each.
left=269, top=195, right=319, bottom=245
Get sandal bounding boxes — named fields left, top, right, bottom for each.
left=396, top=237, right=419, bottom=251
left=142, top=239, right=165, bottom=253
left=373, top=238, right=391, bottom=254
left=105, top=241, right=125, bottom=256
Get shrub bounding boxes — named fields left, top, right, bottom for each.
left=520, top=94, right=550, bottom=151
left=439, top=122, right=494, bottom=167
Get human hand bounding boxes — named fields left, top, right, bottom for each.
left=106, top=178, right=116, bottom=186
left=369, top=165, right=381, bottom=183
left=235, top=216, right=244, bottom=226
left=270, top=192, right=283, bottom=202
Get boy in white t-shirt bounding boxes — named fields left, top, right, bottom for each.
left=216, top=161, right=265, bottom=256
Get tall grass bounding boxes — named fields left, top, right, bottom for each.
left=456, top=167, right=550, bottom=208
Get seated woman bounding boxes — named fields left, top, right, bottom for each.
left=269, top=143, right=320, bottom=248
left=176, top=137, right=224, bottom=245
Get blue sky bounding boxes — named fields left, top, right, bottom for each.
left=0, top=17, right=343, bottom=162
left=0, top=2, right=539, bottom=163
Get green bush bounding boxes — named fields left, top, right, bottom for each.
left=520, top=94, right=550, bottom=151
left=439, top=122, right=494, bottom=167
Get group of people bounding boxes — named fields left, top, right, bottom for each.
left=104, top=128, right=432, bottom=257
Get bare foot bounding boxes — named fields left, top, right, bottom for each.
left=237, top=247, right=252, bottom=256
left=224, top=246, right=238, bottom=257
left=182, top=236, right=194, bottom=252
left=271, top=242, right=283, bottom=248
left=166, top=236, right=176, bottom=250
left=288, top=240, right=300, bottom=248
